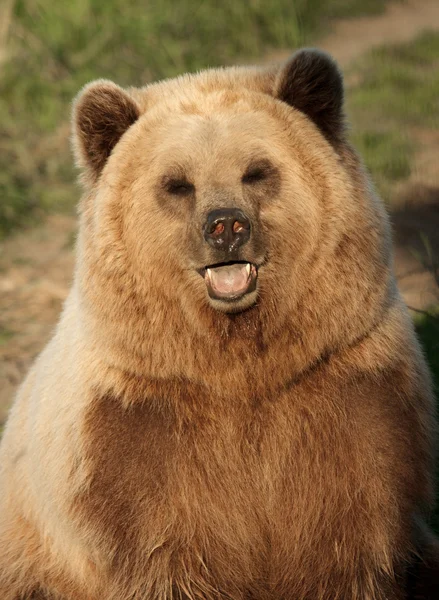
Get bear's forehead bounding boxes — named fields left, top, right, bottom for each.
left=137, top=88, right=279, bottom=128
left=153, top=108, right=279, bottom=144
left=132, top=107, right=288, bottom=178
left=131, top=93, right=299, bottom=167
left=123, top=66, right=321, bottom=167
left=120, top=67, right=331, bottom=181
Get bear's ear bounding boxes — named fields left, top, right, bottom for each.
left=72, top=80, right=140, bottom=184
left=273, top=49, right=345, bottom=145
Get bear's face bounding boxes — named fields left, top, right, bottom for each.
left=98, top=92, right=330, bottom=315
left=73, top=51, right=361, bottom=321
left=72, top=49, right=391, bottom=371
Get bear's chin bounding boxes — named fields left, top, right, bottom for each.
left=206, top=289, right=259, bottom=314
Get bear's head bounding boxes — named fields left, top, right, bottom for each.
left=72, top=50, right=393, bottom=378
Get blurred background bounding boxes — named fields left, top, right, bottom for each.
left=0, top=0, right=438, bottom=515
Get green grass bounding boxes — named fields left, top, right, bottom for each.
left=354, top=130, right=412, bottom=189
left=347, top=30, right=439, bottom=199
left=0, top=0, right=396, bottom=239
left=0, top=326, right=14, bottom=346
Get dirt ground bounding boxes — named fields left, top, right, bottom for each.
left=1, top=0, right=438, bottom=423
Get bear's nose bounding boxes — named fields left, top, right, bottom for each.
left=203, top=208, right=251, bottom=252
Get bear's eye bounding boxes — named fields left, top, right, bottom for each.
left=164, top=178, right=195, bottom=196
left=242, top=160, right=273, bottom=185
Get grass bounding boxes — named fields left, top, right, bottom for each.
left=0, top=325, right=14, bottom=346
left=0, top=0, right=396, bottom=239
left=347, top=30, right=439, bottom=199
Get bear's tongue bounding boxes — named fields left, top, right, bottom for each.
left=205, top=263, right=251, bottom=298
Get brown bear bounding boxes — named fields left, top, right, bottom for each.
left=0, top=49, right=437, bottom=599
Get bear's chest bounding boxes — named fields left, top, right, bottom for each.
left=77, top=387, right=383, bottom=598
left=78, top=391, right=282, bottom=594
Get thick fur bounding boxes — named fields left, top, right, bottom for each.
left=73, top=79, right=140, bottom=185
left=274, top=48, right=345, bottom=145
left=0, top=50, right=437, bottom=599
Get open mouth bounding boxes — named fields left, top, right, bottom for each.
left=201, top=261, right=258, bottom=302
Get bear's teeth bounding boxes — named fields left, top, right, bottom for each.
left=205, top=263, right=251, bottom=281
left=205, top=263, right=253, bottom=297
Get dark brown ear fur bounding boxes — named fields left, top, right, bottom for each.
left=274, top=48, right=345, bottom=145
left=72, top=80, right=140, bottom=184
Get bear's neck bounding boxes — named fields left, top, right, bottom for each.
left=73, top=271, right=393, bottom=408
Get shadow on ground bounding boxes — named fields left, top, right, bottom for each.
left=392, top=185, right=439, bottom=269
left=391, top=185, right=439, bottom=310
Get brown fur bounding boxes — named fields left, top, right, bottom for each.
left=274, top=48, right=345, bottom=145
left=73, top=80, right=140, bottom=185
left=0, top=49, right=437, bottom=599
